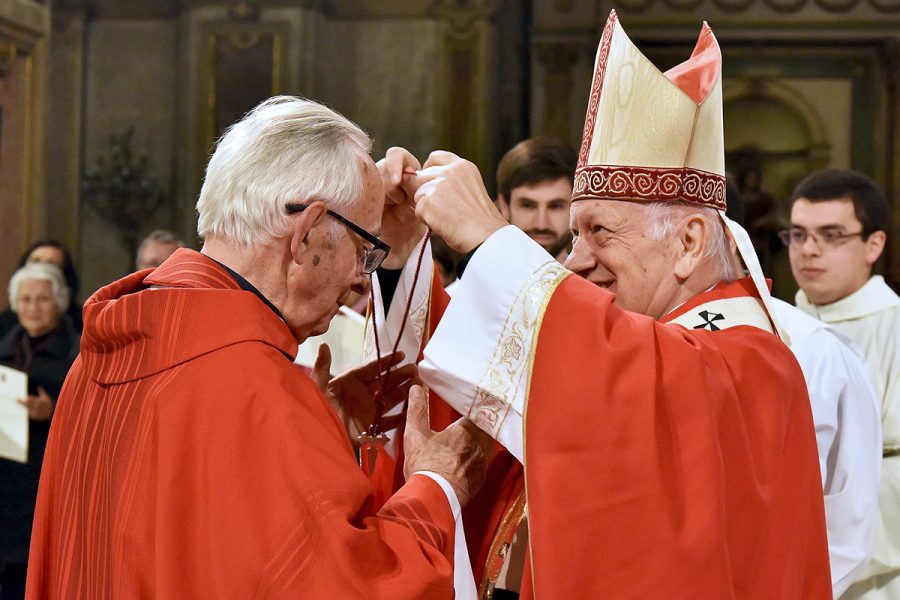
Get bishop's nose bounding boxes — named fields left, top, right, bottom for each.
left=564, top=236, right=594, bottom=276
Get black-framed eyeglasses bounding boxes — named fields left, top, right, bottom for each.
left=286, top=203, right=390, bottom=274
left=777, top=227, right=865, bottom=250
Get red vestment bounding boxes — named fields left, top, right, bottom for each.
left=523, top=276, right=831, bottom=598
left=26, top=249, right=458, bottom=599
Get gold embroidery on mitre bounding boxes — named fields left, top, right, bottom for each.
left=468, top=261, right=569, bottom=437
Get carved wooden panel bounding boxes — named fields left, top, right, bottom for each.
left=202, top=24, right=286, bottom=157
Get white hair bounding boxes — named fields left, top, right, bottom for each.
left=644, top=202, right=739, bottom=283
left=196, top=96, right=373, bottom=246
left=9, top=262, right=70, bottom=314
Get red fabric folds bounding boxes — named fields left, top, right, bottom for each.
left=523, top=275, right=831, bottom=598
left=26, top=249, right=457, bottom=599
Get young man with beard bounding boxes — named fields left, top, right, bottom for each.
left=495, top=138, right=576, bottom=264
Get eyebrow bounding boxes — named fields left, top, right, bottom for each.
left=515, top=196, right=569, bottom=203
left=790, top=223, right=846, bottom=230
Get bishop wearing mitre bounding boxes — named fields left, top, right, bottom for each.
left=374, top=11, right=832, bottom=598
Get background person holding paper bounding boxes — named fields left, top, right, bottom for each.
left=0, top=241, right=83, bottom=338
left=0, top=263, right=79, bottom=600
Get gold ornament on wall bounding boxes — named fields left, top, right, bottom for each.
left=81, top=128, right=168, bottom=259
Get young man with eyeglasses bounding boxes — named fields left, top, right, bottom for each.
left=784, top=168, right=899, bottom=600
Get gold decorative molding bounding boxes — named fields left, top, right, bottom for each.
left=229, top=1, right=260, bottom=21
left=430, top=0, right=495, bottom=35
left=203, top=24, right=285, bottom=153
left=611, top=0, right=899, bottom=13
left=0, top=0, right=49, bottom=43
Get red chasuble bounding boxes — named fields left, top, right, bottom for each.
left=524, top=276, right=831, bottom=598
left=26, top=249, right=457, bottom=600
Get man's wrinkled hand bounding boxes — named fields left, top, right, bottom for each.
left=376, top=147, right=428, bottom=268
left=313, top=344, right=417, bottom=446
left=411, top=151, right=508, bottom=254
left=403, top=385, right=493, bottom=507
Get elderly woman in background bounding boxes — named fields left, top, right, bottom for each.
left=0, top=263, right=79, bottom=600
left=0, top=240, right=83, bottom=339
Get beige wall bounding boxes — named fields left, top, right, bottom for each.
left=319, top=19, right=440, bottom=163
left=78, top=19, right=178, bottom=296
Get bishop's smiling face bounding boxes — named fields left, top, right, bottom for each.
left=564, top=199, right=681, bottom=320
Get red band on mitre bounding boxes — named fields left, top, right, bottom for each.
left=572, top=165, right=727, bottom=210
left=576, top=10, right=617, bottom=170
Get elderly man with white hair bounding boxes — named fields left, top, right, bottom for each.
left=371, top=12, right=830, bottom=598
left=26, top=97, right=491, bottom=599
left=1, top=262, right=79, bottom=598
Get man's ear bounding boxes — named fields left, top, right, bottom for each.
left=497, top=194, right=510, bottom=220
left=864, top=230, right=886, bottom=266
left=723, top=225, right=744, bottom=276
left=289, top=201, right=328, bottom=264
left=673, top=214, right=707, bottom=280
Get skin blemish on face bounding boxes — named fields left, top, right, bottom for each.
left=312, top=255, right=321, bottom=266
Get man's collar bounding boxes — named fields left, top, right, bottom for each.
left=796, top=275, right=900, bottom=322
left=207, top=256, right=285, bottom=321
left=661, top=277, right=774, bottom=334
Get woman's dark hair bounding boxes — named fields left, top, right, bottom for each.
left=16, top=240, right=80, bottom=299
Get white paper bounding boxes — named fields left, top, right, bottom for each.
left=295, top=306, right=367, bottom=375
left=0, top=365, right=28, bottom=463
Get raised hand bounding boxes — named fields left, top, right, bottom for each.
left=412, top=151, right=508, bottom=254
left=19, top=386, right=54, bottom=421
left=376, top=147, right=428, bottom=268
left=403, top=385, right=493, bottom=507
left=312, top=344, right=417, bottom=446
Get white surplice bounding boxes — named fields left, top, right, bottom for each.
left=368, top=235, right=477, bottom=600
left=773, top=298, right=882, bottom=597
left=366, top=234, right=435, bottom=458
left=797, top=276, right=900, bottom=598
left=418, top=226, right=565, bottom=462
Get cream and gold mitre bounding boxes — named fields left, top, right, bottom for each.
left=574, top=10, right=726, bottom=210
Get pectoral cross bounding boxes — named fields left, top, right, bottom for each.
left=358, top=427, right=389, bottom=477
